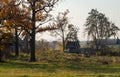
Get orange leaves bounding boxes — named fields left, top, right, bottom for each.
left=37, top=25, right=58, bottom=32
left=23, top=21, right=32, bottom=29
left=35, top=12, right=43, bottom=21
left=0, top=20, right=13, bottom=33
left=0, top=0, right=32, bottom=30
left=3, top=20, right=12, bottom=26
left=13, top=17, right=32, bottom=29
left=0, top=0, right=9, bottom=4
left=4, top=0, right=9, bottom=3
left=0, top=31, right=13, bottom=46
left=0, top=0, right=16, bottom=20
left=0, top=0, right=60, bottom=36
left=0, top=29, right=3, bottom=34
left=0, top=7, right=8, bottom=19
left=35, top=0, right=43, bottom=9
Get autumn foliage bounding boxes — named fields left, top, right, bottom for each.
left=0, top=0, right=60, bottom=61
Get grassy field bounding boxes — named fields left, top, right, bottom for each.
left=1, top=61, right=120, bottom=77
left=1, top=53, right=120, bottom=77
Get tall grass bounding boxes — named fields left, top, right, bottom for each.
left=37, top=50, right=120, bottom=65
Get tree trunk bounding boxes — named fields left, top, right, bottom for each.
left=0, top=47, right=4, bottom=62
left=0, top=49, right=2, bottom=62
left=95, top=40, right=99, bottom=50
left=15, top=28, right=19, bottom=56
left=26, top=35, right=29, bottom=54
left=30, top=1, right=36, bottom=62
left=62, top=28, right=65, bottom=51
left=62, top=38, right=65, bottom=51
left=30, top=34, right=36, bottom=61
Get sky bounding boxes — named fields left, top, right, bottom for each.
left=36, top=0, right=120, bottom=41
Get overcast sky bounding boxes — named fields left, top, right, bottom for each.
left=36, top=0, right=120, bottom=41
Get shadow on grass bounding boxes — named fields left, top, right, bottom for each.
left=0, top=61, right=120, bottom=74
left=0, top=62, right=61, bottom=73
left=8, top=54, right=30, bottom=62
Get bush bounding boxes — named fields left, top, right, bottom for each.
left=100, top=46, right=120, bottom=56
left=36, top=50, right=120, bottom=65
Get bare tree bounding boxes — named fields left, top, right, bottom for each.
left=51, top=10, right=69, bottom=51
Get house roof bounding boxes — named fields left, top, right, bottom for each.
left=66, top=41, right=80, bottom=49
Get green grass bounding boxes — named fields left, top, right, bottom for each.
left=0, top=61, right=120, bottom=77
left=1, top=52, right=120, bottom=77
